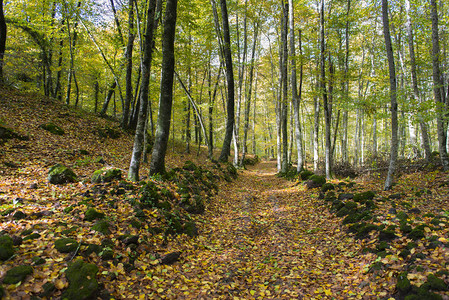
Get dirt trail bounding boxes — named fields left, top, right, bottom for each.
left=154, top=161, right=374, bottom=299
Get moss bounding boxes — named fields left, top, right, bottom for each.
left=91, top=168, right=122, bottom=183
left=396, top=272, right=411, bottom=293
left=48, top=164, right=77, bottom=184
left=408, top=227, right=425, bottom=240
left=99, top=248, right=114, bottom=260
left=40, top=282, right=56, bottom=298
left=353, top=191, right=375, bottom=203
left=426, top=274, right=447, bottom=291
left=32, top=256, right=46, bottom=265
left=400, top=222, right=413, bottom=234
left=377, top=241, right=390, bottom=252
left=399, top=249, right=411, bottom=258
left=92, top=220, right=110, bottom=235
left=83, top=244, right=102, bottom=256
left=23, top=232, right=40, bottom=241
left=406, top=242, right=418, bottom=250
left=139, top=182, right=160, bottom=208
left=129, top=218, right=142, bottom=229
left=310, top=175, right=326, bottom=186
left=55, top=238, right=78, bottom=253
left=321, top=183, right=334, bottom=193
left=324, top=191, right=336, bottom=202
left=84, top=208, right=105, bottom=221
left=397, top=211, right=409, bottom=221
left=3, top=265, right=33, bottom=284
left=183, top=160, right=198, bottom=171
left=183, top=221, right=198, bottom=237
left=62, top=259, right=99, bottom=300
left=0, top=235, right=14, bottom=261
left=299, top=169, right=314, bottom=180
left=39, top=123, right=64, bottom=135
left=379, top=229, right=397, bottom=241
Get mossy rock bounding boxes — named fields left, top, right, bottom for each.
left=397, top=211, right=409, bottom=221
left=97, top=127, right=120, bottom=139
left=324, top=191, right=336, bottom=202
left=182, top=195, right=205, bottom=214
left=299, top=169, right=314, bottom=181
left=0, top=235, right=14, bottom=261
left=3, top=265, right=33, bottom=284
left=99, top=248, right=114, bottom=260
left=23, top=232, right=40, bottom=241
left=376, top=241, right=390, bottom=252
left=62, top=259, right=99, bottom=300
left=397, top=272, right=411, bottom=293
left=379, top=229, right=397, bottom=241
left=225, top=162, right=238, bottom=179
left=139, top=182, right=160, bottom=208
left=405, top=285, right=443, bottom=300
left=92, top=220, right=110, bottom=235
left=426, top=274, right=447, bottom=291
left=48, top=164, right=77, bottom=184
left=55, top=238, right=78, bottom=253
left=408, top=227, right=425, bottom=240
left=32, top=256, right=46, bottom=265
left=0, top=125, right=28, bottom=142
left=183, top=160, right=198, bottom=171
left=183, top=221, right=198, bottom=237
left=129, top=218, right=142, bottom=229
left=40, top=282, right=56, bottom=298
left=321, top=183, right=334, bottom=193
left=306, top=175, right=326, bottom=189
left=39, top=123, right=65, bottom=135
left=400, top=223, right=413, bottom=234
left=353, top=191, right=375, bottom=203
left=13, top=210, right=27, bottom=220
left=84, top=208, right=105, bottom=221
left=91, top=167, right=122, bottom=183
left=83, top=244, right=102, bottom=256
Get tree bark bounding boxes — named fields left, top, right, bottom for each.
left=0, top=0, right=6, bottom=83
left=382, top=0, right=399, bottom=190
left=241, top=22, right=258, bottom=165
left=122, top=0, right=135, bottom=129
left=128, top=0, right=157, bottom=181
left=218, top=0, right=235, bottom=162
left=149, top=0, right=178, bottom=175
left=430, top=0, right=449, bottom=170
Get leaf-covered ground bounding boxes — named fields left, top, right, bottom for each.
left=1, top=89, right=449, bottom=299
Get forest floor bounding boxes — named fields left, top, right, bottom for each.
left=1, top=88, right=449, bottom=299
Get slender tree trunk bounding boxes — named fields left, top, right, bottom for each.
left=430, top=0, right=449, bottom=170
left=122, top=0, right=135, bottom=129
left=280, top=0, right=289, bottom=173
left=320, top=0, right=331, bottom=179
left=289, top=0, right=303, bottom=172
left=150, top=0, right=178, bottom=175
left=382, top=0, right=399, bottom=190
left=94, top=78, right=99, bottom=113
left=128, top=0, right=157, bottom=181
left=241, top=22, right=258, bottom=165
left=341, top=0, right=350, bottom=163
left=218, top=0, right=236, bottom=162
left=54, top=38, right=63, bottom=100
left=0, top=0, right=6, bottom=83
left=313, top=96, right=320, bottom=172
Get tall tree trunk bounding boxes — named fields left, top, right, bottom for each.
left=218, top=0, right=236, bottom=162
left=149, top=0, right=178, bottom=175
left=289, top=0, right=303, bottom=172
left=382, top=0, right=399, bottom=190
left=128, top=0, right=157, bottom=181
left=0, top=0, right=6, bottom=83
left=341, top=0, right=350, bottom=163
left=320, top=0, right=331, bottom=179
left=241, top=22, right=258, bottom=165
left=122, top=0, right=135, bottom=129
left=430, top=0, right=449, bottom=170
left=313, top=96, right=320, bottom=172
left=54, top=38, right=64, bottom=100
left=280, top=0, right=289, bottom=173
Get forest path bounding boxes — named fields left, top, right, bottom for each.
left=160, top=161, right=375, bottom=299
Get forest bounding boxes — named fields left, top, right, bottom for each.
left=0, top=0, right=449, bottom=299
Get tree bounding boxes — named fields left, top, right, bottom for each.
left=218, top=0, right=236, bottom=163
left=430, top=0, right=449, bottom=171
left=382, top=0, right=398, bottom=190
left=149, top=0, right=178, bottom=175
left=0, top=0, right=6, bottom=83
left=128, top=0, right=157, bottom=181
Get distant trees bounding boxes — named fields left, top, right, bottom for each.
left=2, top=0, right=449, bottom=181
left=0, top=0, right=6, bottom=83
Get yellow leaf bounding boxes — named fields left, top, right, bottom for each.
left=55, top=279, right=65, bottom=290
left=324, top=289, right=332, bottom=296
left=157, top=288, right=164, bottom=293
left=139, top=295, right=146, bottom=300
left=424, top=227, right=431, bottom=233
left=250, top=290, right=256, bottom=296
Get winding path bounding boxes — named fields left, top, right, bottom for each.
left=157, top=161, right=377, bottom=299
